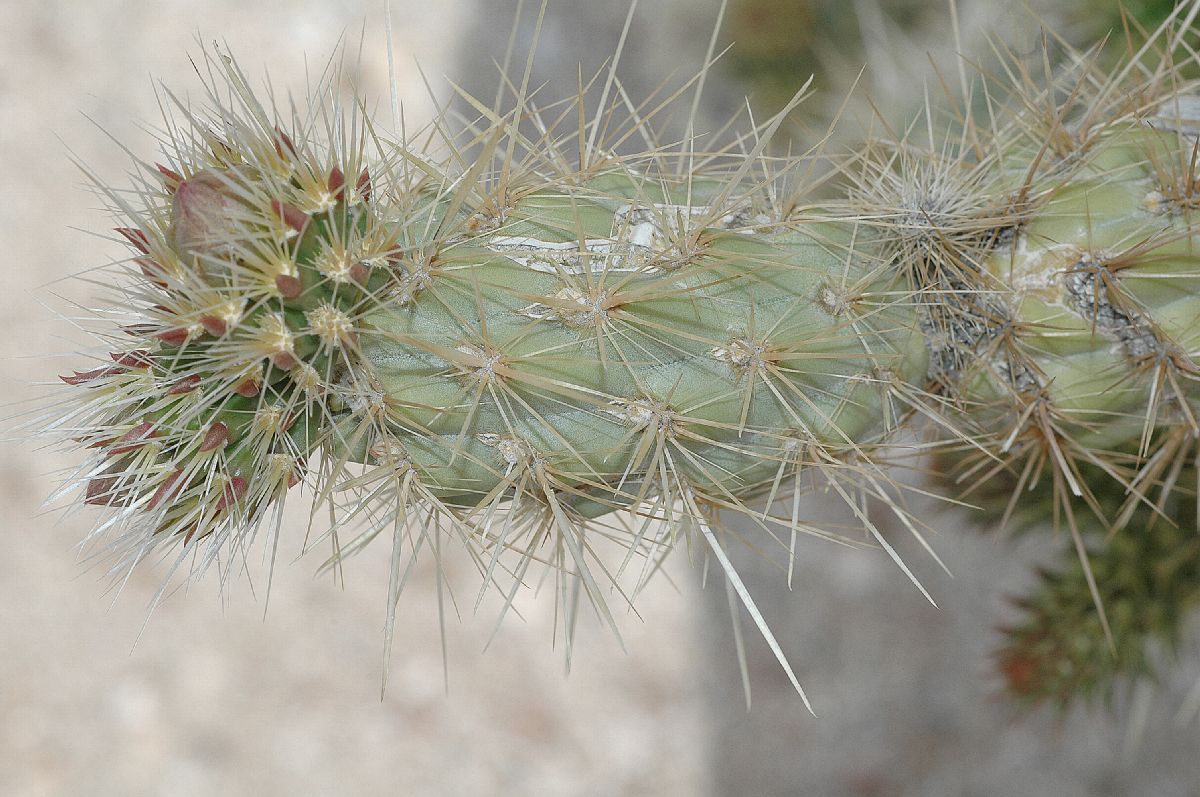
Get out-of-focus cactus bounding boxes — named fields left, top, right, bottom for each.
left=937, top=440, right=1200, bottom=706
left=998, top=484, right=1200, bottom=708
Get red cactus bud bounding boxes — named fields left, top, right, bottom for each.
left=136, top=257, right=169, bottom=288
left=270, top=351, right=297, bottom=370
left=111, top=350, right=153, bottom=368
left=274, top=127, right=297, bottom=160
left=199, top=421, right=231, bottom=452
left=349, top=261, right=370, bottom=284
left=60, top=365, right=125, bottom=386
left=171, top=169, right=244, bottom=264
left=328, top=166, right=345, bottom=199
left=199, top=315, right=228, bottom=337
left=234, top=375, right=261, bottom=397
left=217, top=476, right=248, bottom=511
left=148, top=468, right=187, bottom=509
left=85, top=475, right=125, bottom=506
left=356, top=167, right=371, bottom=202
left=167, top=374, right=202, bottom=395
left=156, top=163, right=184, bottom=191
left=271, top=200, right=309, bottom=234
left=157, top=327, right=191, bottom=347
left=274, top=274, right=303, bottom=299
left=115, top=227, right=151, bottom=254
left=108, top=421, right=158, bottom=455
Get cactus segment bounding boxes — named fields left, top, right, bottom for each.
left=966, top=126, right=1200, bottom=450
left=40, top=7, right=1200, bottom=704
left=356, top=206, right=925, bottom=517
left=50, top=38, right=938, bottom=565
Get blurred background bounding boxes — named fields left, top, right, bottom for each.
left=3, top=1, right=1198, bottom=795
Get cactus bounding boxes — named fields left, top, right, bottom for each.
left=43, top=6, right=1200, bottom=706
left=998, top=466, right=1200, bottom=708
left=934, top=438, right=1200, bottom=706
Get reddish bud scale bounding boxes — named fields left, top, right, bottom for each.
left=270, top=351, right=298, bottom=370
left=216, top=476, right=248, bottom=511
left=166, top=374, right=202, bottom=395
left=156, top=163, right=184, bottom=191
left=199, top=422, right=231, bottom=452
left=157, top=327, right=191, bottom=346
left=274, top=127, right=297, bottom=160
left=234, top=375, right=261, bottom=397
left=111, top=350, right=153, bottom=368
left=275, top=274, right=303, bottom=299
left=199, top=315, right=228, bottom=337
left=136, top=257, right=169, bottom=288
left=356, top=168, right=371, bottom=203
left=328, top=166, right=345, bottom=199
left=60, top=365, right=125, bottom=386
left=108, top=421, right=158, bottom=455
left=271, top=200, right=309, bottom=234
left=85, top=476, right=125, bottom=506
left=148, top=469, right=187, bottom=509
left=115, top=227, right=150, bottom=254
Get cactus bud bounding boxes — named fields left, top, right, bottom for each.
left=171, top=169, right=248, bottom=266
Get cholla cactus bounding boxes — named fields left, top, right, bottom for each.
left=43, top=4, right=1200, bottom=707
left=997, top=464, right=1200, bottom=708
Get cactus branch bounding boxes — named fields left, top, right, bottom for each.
left=38, top=4, right=1200, bottom=706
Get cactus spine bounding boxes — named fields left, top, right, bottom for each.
left=46, top=9, right=1200, bottom=704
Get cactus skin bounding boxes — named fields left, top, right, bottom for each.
left=356, top=209, right=923, bottom=517
left=44, top=10, right=1200, bottom=704
left=973, top=124, right=1200, bottom=450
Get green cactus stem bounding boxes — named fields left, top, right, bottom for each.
left=43, top=7, right=1200, bottom=705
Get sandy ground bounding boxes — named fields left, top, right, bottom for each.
left=3, top=1, right=1200, bottom=796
